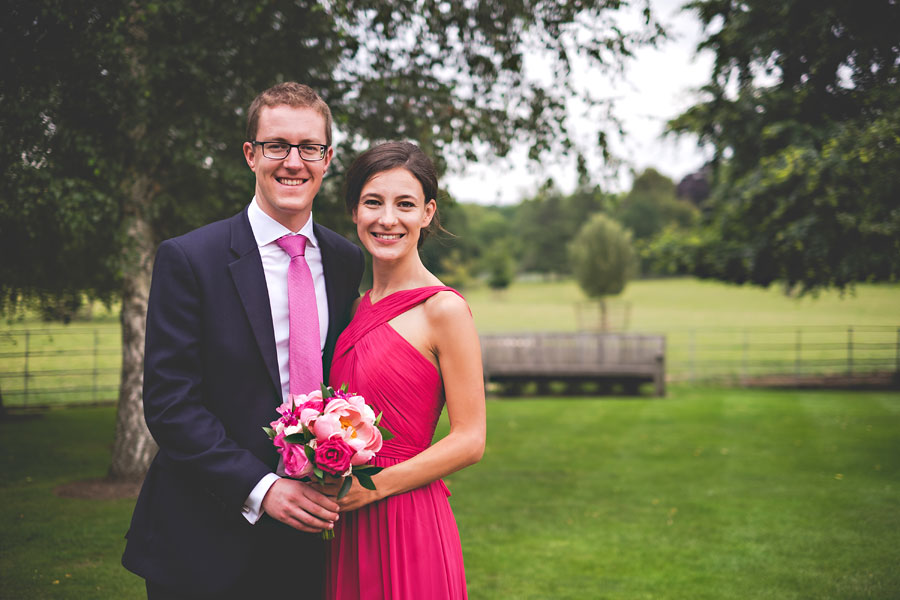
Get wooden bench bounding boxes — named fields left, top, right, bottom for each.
left=480, top=332, right=666, bottom=397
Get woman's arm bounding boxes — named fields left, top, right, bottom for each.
left=335, top=291, right=486, bottom=512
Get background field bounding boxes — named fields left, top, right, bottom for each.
left=2, top=386, right=899, bottom=599
left=3, top=277, right=899, bottom=406
left=465, top=277, right=900, bottom=332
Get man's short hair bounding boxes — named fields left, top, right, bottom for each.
left=245, top=82, right=333, bottom=146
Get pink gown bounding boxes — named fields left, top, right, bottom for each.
left=326, top=286, right=468, bottom=600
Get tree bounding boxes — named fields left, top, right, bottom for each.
left=676, top=165, right=712, bottom=208
left=516, top=181, right=609, bottom=276
left=615, top=168, right=698, bottom=241
left=484, top=241, right=516, bottom=291
left=668, top=0, right=900, bottom=293
left=569, top=214, right=635, bottom=330
left=1, top=0, right=661, bottom=479
left=515, top=183, right=571, bottom=275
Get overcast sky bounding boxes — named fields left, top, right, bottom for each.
left=443, top=0, right=715, bottom=205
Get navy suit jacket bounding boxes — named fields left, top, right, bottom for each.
left=122, top=208, right=364, bottom=594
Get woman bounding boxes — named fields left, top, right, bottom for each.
left=324, top=142, right=486, bottom=599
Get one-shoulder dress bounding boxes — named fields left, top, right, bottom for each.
left=325, top=286, right=468, bottom=599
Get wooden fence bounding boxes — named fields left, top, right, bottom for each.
left=0, top=327, right=121, bottom=406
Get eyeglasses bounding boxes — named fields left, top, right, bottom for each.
left=251, top=141, right=328, bottom=161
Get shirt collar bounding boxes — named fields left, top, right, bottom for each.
left=248, top=197, right=318, bottom=249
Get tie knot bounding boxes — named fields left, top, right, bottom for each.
left=276, top=234, right=308, bottom=258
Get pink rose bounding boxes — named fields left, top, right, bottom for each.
left=282, top=391, right=325, bottom=430
left=315, top=437, right=356, bottom=476
left=296, top=400, right=325, bottom=429
left=274, top=433, right=313, bottom=478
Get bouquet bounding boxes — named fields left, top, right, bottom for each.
left=263, top=384, right=393, bottom=539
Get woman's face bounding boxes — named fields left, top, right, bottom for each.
left=353, top=167, right=436, bottom=262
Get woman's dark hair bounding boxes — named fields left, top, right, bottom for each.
left=344, top=141, right=444, bottom=248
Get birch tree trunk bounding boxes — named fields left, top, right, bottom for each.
left=108, top=174, right=158, bottom=481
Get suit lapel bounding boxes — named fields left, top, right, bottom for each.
left=228, top=209, right=281, bottom=398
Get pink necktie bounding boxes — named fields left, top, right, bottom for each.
left=276, top=234, right=322, bottom=395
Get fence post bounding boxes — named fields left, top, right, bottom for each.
left=92, top=330, right=99, bottom=403
left=795, top=329, right=802, bottom=382
left=742, top=330, right=749, bottom=381
left=847, top=327, right=853, bottom=377
left=23, top=330, right=30, bottom=406
left=689, top=330, right=695, bottom=383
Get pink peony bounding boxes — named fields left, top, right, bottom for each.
left=315, top=437, right=356, bottom=476
left=312, top=412, right=345, bottom=440
left=274, top=433, right=313, bottom=478
left=314, top=397, right=383, bottom=465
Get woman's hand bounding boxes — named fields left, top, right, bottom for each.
left=310, top=475, right=345, bottom=498
left=335, top=475, right=383, bottom=512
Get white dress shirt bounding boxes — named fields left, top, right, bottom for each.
left=242, top=197, right=330, bottom=523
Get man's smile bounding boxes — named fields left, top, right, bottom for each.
left=277, top=177, right=307, bottom=186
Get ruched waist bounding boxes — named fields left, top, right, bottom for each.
left=366, top=442, right=453, bottom=498
left=375, top=440, right=428, bottom=461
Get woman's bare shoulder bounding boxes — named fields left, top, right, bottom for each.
left=423, top=290, right=472, bottom=327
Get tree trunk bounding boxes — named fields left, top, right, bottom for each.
left=108, top=175, right=158, bottom=481
left=600, top=298, right=609, bottom=332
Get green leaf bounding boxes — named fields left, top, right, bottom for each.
left=378, top=425, right=395, bottom=441
left=337, top=476, right=353, bottom=499
left=340, top=382, right=349, bottom=393
left=353, top=465, right=383, bottom=475
left=321, top=383, right=334, bottom=398
left=313, top=467, right=324, bottom=480
left=262, top=426, right=276, bottom=439
left=283, top=433, right=306, bottom=444
left=355, top=471, right=376, bottom=490
left=375, top=411, right=383, bottom=426
left=304, top=445, right=316, bottom=461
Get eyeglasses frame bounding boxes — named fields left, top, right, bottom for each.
left=251, top=140, right=329, bottom=162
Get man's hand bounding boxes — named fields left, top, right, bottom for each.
left=261, top=478, right=340, bottom=533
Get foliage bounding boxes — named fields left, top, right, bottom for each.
left=615, top=168, right=698, bottom=241
left=569, top=213, right=635, bottom=303
left=515, top=182, right=609, bottom=275
left=668, top=0, right=900, bottom=293
left=437, top=249, right=475, bottom=291
left=0, top=0, right=662, bottom=313
left=483, top=241, right=516, bottom=291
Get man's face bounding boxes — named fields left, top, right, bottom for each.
left=242, top=104, right=333, bottom=231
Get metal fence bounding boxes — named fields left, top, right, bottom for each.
left=1, top=325, right=897, bottom=407
left=0, top=327, right=121, bottom=406
left=665, top=325, right=899, bottom=384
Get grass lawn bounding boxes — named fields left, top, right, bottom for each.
left=3, top=386, right=899, bottom=599
left=0, top=407, right=140, bottom=599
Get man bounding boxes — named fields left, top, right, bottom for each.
left=122, top=82, right=365, bottom=598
